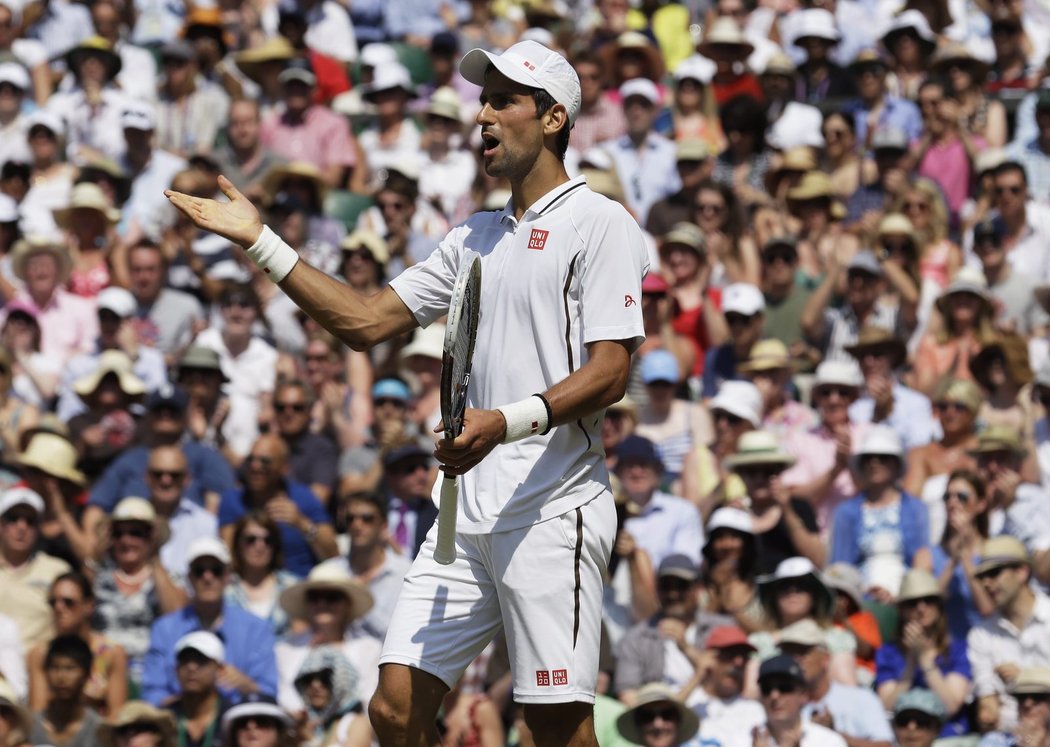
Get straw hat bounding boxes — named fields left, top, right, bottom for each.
left=53, top=182, right=121, bottom=228
left=66, top=36, right=122, bottom=81
left=844, top=325, right=907, bottom=369
left=425, top=86, right=462, bottom=122
left=1009, top=668, right=1050, bottom=696
left=18, top=432, right=87, bottom=486
left=853, top=424, right=903, bottom=460
left=823, top=563, right=866, bottom=610
left=896, top=568, right=942, bottom=603
left=787, top=171, right=846, bottom=219
left=0, top=679, right=31, bottom=739
left=812, top=360, right=864, bottom=391
left=602, top=31, right=666, bottom=81
left=757, top=557, right=835, bottom=617
left=969, top=334, right=1033, bottom=389
left=974, top=535, right=1030, bottom=576
left=279, top=563, right=374, bottom=622
left=967, top=424, right=1027, bottom=458
left=234, top=37, right=296, bottom=81
left=723, top=430, right=796, bottom=471
left=72, top=350, right=146, bottom=399
left=360, top=62, right=415, bottom=101
left=697, top=18, right=755, bottom=59
left=341, top=230, right=390, bottom=266
left=877, top=213, right=920, bottom=245
left=261, top=161, right=328, bottom=208
left=932, top=378, right=982, bottom=414
left=97, top=701, right=177, bottom=747
left=616, top=683, right=699, bottom=744
left=737, top=339, right=795, bottom=374
left=11, top=236, right=72, bottom=283
left=931, top=42, right=989, bottom=79
left=934, top=266, right=991, bottom=316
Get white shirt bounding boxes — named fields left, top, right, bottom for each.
left=600, top=132, right=681, bottom=226
left=964, top=202, right=1050, bottom=282
left=0, top=115, right=30, bottom=168
left=624, top=490, right=704, bottom=569
left=47, top=87, right=136, bottom=162
left=695, top=694, right=766, bottom=747
left=390, top=176, right=648, bottom=533
left=0, top=613, right=26, bottom=700
left=304, top=1, right=359, bottom=63
left=120, top=149, right=188, bottom=241
left=357, top=122, right=423, bottom=189
left=419, top=147, right=477, bottom=219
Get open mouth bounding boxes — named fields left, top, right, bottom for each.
left=481, top=131, right=500, bottom=156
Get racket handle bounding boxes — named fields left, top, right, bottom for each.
left=434, top=474, right=459, bottom=565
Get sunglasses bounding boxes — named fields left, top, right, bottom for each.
left=894, top=714, right=940, bottom=730
left=190, top=562, right=226, bottom=579
left=943, top=490, right=973, bottom=503
left=391, top=461, right=429, bottom=475
left=976, top=564, right=1022, bottom=581
left=374, top=397, right=406, bottom=408
left=347, top=513, right=379, bottom=525
left=860, top=453, right=897, bottom=464
left=824, top=127, right=848, bottom=140
left=149, top=469, right=186, bottom=480
left=116, top=724, right=159, bottom=738
left=815, top=385, right=855, bottom=399
left=241, top=533, right=273, bottom=547
left=760, top=679, right=800, bottom=696
left=377, top=198, right=410, bottom=212
left=637, top=706, right=679, bottom=724
left=306, top=589, right=346, bottom=604
left=900, top=595, right=940, bottom=609
left=763, top=250, right=796, bottom=265
left=0, top=512, right=37, bottom=526
left=995, top=185, right=1024, bottom=196
left=724, top=312, right=755, bottom=327
left=47, top=596, right=79, bottom=609
left=112, top=525, right=151, bottom=540
left=657, top=577, right=692, bottom=593
left=902, top=200, right=929, bottom=212
left=738, top=465, right=783, bottom=479
left=237, top=716, right=281, bottom=731
left=246, top=455, right=274, bottom=468
left=275, top=402, right=308, bottom=413
left=881, top=239, right=913, bottom=253
left=933, top=401, right=969, bottom=414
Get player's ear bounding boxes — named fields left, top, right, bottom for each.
left=543, top=103, right=568, bottom=138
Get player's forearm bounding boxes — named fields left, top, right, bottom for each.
left=542, top=340, right=631, bottom=429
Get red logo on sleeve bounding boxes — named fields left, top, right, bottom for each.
left=552, top=669, right=568, bottom=686
left=624, top=295, right=636, bottom=307
left=528, top=228, right=549, bottom=250
left=536, top=670, right=550, bottom=686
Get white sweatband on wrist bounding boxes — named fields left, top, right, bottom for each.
left=498, top=395, right=550, bottom=443
left=245, top=225, right=299, bottom=283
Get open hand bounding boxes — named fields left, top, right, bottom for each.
left=165, top=175, right=264, bottom=249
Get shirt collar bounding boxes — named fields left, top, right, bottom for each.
left=500, top=175, right=588, bottom=225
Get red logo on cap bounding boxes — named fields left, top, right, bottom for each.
left=523, top=60, right=536, bottom=71
left=536, top=670, right=550, bottom=686
left=528, top=228, right=549, bottom=250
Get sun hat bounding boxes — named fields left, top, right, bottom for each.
left=361, top=62, right=415, bottom=101
left=974, top=535, right=1030, bottom=576
left=460, top=40, right=581, bottom=125
left=112, top=496, right=157, bottom=525
left=186, top=536, right=231, bottom=567
left=182, top=7, right=232, bottom=57
left=11, top=236, right=72, bottom=283
left=969, top=334, right=1032, bottom=389
left=261, top=161, right=327, bottom=208
left=763, top=51, right=797, bottom=76
left=279, top=563, right=375, bottom=622
left=847, top=250, right=884, bottom=277
left=616, top=683, right=700, bottom=744
left=619, top=77, right=661, bottom=106
left=896, top=568, right=942, bottom=603
left=640, top=349, right=680, bottom=385
left=0, top=486, right=44, bottom=518
left=26, top=109, right=64, bottom=138
left=786, top=172, right=845, bottom=218
left=0, top=678, right=31, bottom=738
left=967, top=424, right=1027, bottom=458
left=220, top=695, right=293, bottom=742
left=400, top=324, right=445, bottom=361
left=704, top=625, right=756, bottom=651
left=844, top=326, right=907, bottom=369
left=757, top=556, right=835, bottom=616
left=662, top=222, right=705, bottom=256
left=853, top=424, right=903, bottom=459
left=360, top=43, right=398, bottom=69
left=177, top=346, right=227, bottom=381
left=340, top=229, right=389, bottom=267
left=234, top=36, right=296, bottom=83
left=881, top=10, right=936, bottom=50
left=849, top=48, right=890, bottom=72
left=72, top=350, right=146, bottom=399
left=602, top=30, right=666, bottom=82
left=18, top=432, right=86, bottom=486
left=895, top=689, right=947, bottom=722
left=1009, top=668, right=1050, bottom=696
left=697, top=17, right=755, bottom=59
left=778, top=618, right=828, bottom=648
left=738, top=339, right=794, bottom=374
left=722, top=283, right=765, bottom=316
left=706, top=507, right=755, bottom=536
left=677, top=138, right=712, bottom=162
left=812, top=360, right=864, bottom=391
left=66, top=36, right=122, bottom=81
left=931, top=41, right=989, bottom=79
left=709, top=380, right=763, bottom=427
left=723, top=430, right=796, bottom=471
left=175, top=631, right=225, bottom=663
left=97, top=701, right=176, bottom=747
left=935, top=266, right=991, bottom=315
left=877, top=213, right=919, bottom=244
left=822, top=563, right=866, bottom=610
left=674, top=55, right=715, bottom=85
left=793, top=9, right=841, bottom=44
left=769, top=147, right=818, bottom=182
left=425, top=86, right=463, bottom=122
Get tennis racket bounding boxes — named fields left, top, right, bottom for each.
left=434, top=252, right=482, bottom=565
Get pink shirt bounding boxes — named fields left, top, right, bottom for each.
left=918, top=135, right=985, bottom=217
left=13, top=288, right=98, bottom=363
left=260, top=105, right=358, bottom=173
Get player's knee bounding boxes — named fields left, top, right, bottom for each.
left=367, top=688, right=408, bottom=737
left=368, top=664, right=447, bottom=739
left=523, top=701, right=596, bottom=746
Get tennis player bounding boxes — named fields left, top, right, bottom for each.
left=167, top=40, right=648, bottom=746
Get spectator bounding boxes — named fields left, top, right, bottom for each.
left=760, top=237, right=812, bottom=356
left=355, top=63, right=421, bottom=191
left=153, top=40, right=229, bottom=158
left=930, top=44, right=1006, bottom=148
left=615, top=683, right=700, bottom=747
left=688, top=626, right=765, bottom=741
left=19, top=110, right=75, bottom=240
left=27, top=635, right=101, bottom=747
left=982, top=162, right=1050, bottom=283
left=142, top=537, right=278, bottom=707
left=218, top=695, right=294, bottom=747
left=844, top=127, right=912, bottom=231
left=173, top=345, right=230, bottom=453
left=821, top=113, right=863, bottom=200
left=125, top=241, right=205, bottom=358
left=891, top=689, right=947, bottom=747
left=880, top=11, right=936, bottom=100
left=634, top=349, right=708, bottom=484
left=975, top=218, right=1048, bottom=337
left=647, top=142, right=716, bottom=238
left=700, top=508, right=762, bottom=631
left=914, top=82, right=983, bottom=224
left=739, top=339, right=818, bottom=439
left=569, top=51, right=627, bottom=153
left=271, top=379, right=338, bottom=505
left=970, top=335, right=1032, bottom=433
left=702, top=282, right=766, bottom=398
left=848, top=49, right=922, bottom=145
left=338, top=377, right=414, bottom=497
left=698, top=19, right=763, bottom=107
left=754, top=654, right=848, bottom=747
left=1004, top=91, right=1050, bottom=203
left=92, top=1, right=156, bottom=102
left=978, top=668, right=1050, bottom=747
left=380, top=441, right=438, bottom=561
left=166, top=632, right=227, bottom=747
left=293, top=646, right=374, bottom=747
left=214, top=98, right=286, bottom=196
left=0, top=300, right=60, bottom=408
left=224, top=512, right=300, bottom=639
left=762, top=55, right=824, bottom=154
left=357, top=167, right=440, bottom=277
left=0, top=62, right=30, bottom=168
left=0, top=679, right=31, bottom=747
left=823, top=563, right=882, bottom=684
left=66, top=350, right=143, bottom=480
left=417, top=87, right=476, bottom=220
left=95, top=701, right=176, bottom=747
left=51, top=182, right=120, bottom=298
left=792, top=10, right=855, bottom=106
left=18, top=431, right=92, bottom=568
left=712, top=96, right=772, bottom=209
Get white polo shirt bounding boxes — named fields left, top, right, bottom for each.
left=390, top=176, right=648, bottom=534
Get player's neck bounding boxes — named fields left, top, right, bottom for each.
left=510, top=160, right=570, bottom=221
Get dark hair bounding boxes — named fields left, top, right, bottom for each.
left=50, top=572, right=94, bottom=602
left=823, top=109, right=856, bottom=136
left=719, top=95, right=767, bottom=149
left=343, top=490, right=389, bottom=518
left=0, top=160, right=30, bottom=183
left=941, top=469, right=990, bottom=542
left=45, top=634, right=93, bottom=673
left=994, top=160, right=1028, bottom=185
left=231, top=511, right=285, bottom=575
left=275, top=378, right=316, bottom=406
left=531, top=88, right=571, bottom=162
left=128, top=238, right=169, bottom=270
left=694, top=179, right=746, bottom=242
left=378, top=171, right=419, bottom=203
left=218, top=281, right=262, bottom=314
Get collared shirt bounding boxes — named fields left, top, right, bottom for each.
left=695, top=695, right=767, bottom=747
left=320, top=552, right=413, bottom=641
left=56, top=343, right=169, bottom=421
left=624, top=490, right=704, bottom=569
left=8, top=288, right=98, bottom=364
left=27, top=0, right=93, bottom=61
left=805, top=681, right=894, bottom=742
left=849, top=383, right=935, bottom=451
left=849, top=95, right=923, bottom=145
left=601, top=131, right=681, bottom=226
left=141, top=602, right=278, bottom=706
left=967, top=591, right=1050, bottom=730
left=570, top=94, right=628, bottom=153
left=999, top=483, right=1050, bottom=554
left=154, top=78, right=231, bottom=156
left=963, top=201, right=1050, bottom=282
left=120, top=149, right=189, bottom=241
left=47, top=87, right=135, bottom=162
left=259, top=105, right=358, bottom=173
left=1005, top=140, right=1050, bottom=204
left=160, top=499, right=220, bottom=585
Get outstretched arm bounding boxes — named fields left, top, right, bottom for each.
left=166, top=176, right=418, bottom=351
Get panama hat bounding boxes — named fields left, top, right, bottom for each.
left=425, top=86, right=463, bottom=122
left=723, top=430, right=796, bottom=471
left=757, top=557, right=835, bottom=617
left=932, top=378, right=982, bottom=414
left=53, top=183, right=121, bottom=228
left=881, top=10, right=937, bottom=53
left=967, top=424, right=1027, bottom=459
left=896, top=568, right=942, bottom=603
left=66, top=36, right=122, bottom=81
left=793, top=9, right=841, bottom=44
left=877, top=213, right=920, bottom=246
left=822, top=563, right=866, bottom=610
left=852, top=423, right=903, bottom=460
left=0, top=679, right=31, bottom=738
left=19, top=432, right=87, bottom=486
left=341, top=230, right=390, bottom=266
left=72, top=350, right=146, bottom=399
left=934, top=266, right=991, bottom=316
left=697, top=18, right=755, bottom=59
left=234, top=37, right=296, bottom=82
left=602, top=31, right=666, bottom=81
left=812, top=360, right=864, bottom=391
left=709, top=380, right=763, bottom=427
left=1009, top=668, right=1050, bottom=696
left=786, top=171, right=846, bottom=219
left=737, top=339, right=795, bottom=374
left=97, top=701, right=176, bottom=747
left=974, top=535, right=1030, bottom=576
left=11, top=236, right=72, bottom=284
left=279, top=563, right=374, bottom=622
left=616, top=683, right=699, bottom=744
left=261, top=162, right=328, bottom=208
left=844, top=326, right=907, bottom=369
left=931, top=42, right=989, bottom=79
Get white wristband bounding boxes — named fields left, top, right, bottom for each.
left=245, top=225, right=299, bottom=283
left=497, top=395, right=550, bottom=443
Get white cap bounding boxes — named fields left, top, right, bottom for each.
left=674, top=55, right=715, bottom=85
left=813, top=360, right=864, bottom=389
left=619, top=77, right=661, bottom=105
left=112, top=496, right=156, bottom=523
left=0, top=194, right=18, bottom=224
left=721, top=283, right=766, bottom=316
left=26, top=109, right=63, bottom=136
left=460, top=40, right=582, bottom=125
left=121, top=102, right=155, bottom=132
left=854, top=424, right=903, bottom=458
left=362, top=62, right=414, bottom=97
left=709, top=380, right=763, bottom=427
left=360, top=43, right=399, bottom=68
left=186, top=536, right=231, bottom=566
left=0, top=62, right=30, bottom=91
left=579, top=146, right=614, bottom=171
left=175, top=631, right=225, bottom=663
left=707, top=506, right=754, bottom=535
left=883, top=10, right=935, bottom=43
left=0, top=486, right=44, bottom=517
left=792, top=8, right=840, bottom=43
left=97, top=286, right=136, bottom=318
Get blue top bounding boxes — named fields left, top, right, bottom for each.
left=875, top=638, right=972, bottom=736
left=141, top=602, right=277, bottom=706
left=805, top=681, right=894, bottom=742
left=219, top=481, right=331, bottom=577
left=90, top=441, right=236, bottom=510
left=847, top=95, right=923, bottom=145
left=848, top=384, right=936, bottom=452
left=931, top=544, right=983, bottom=640
left=829, top=491, right=929, bottom=567
left=701, top=344, right=741, bottom=399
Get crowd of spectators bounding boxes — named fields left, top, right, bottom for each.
left=0, top=0, right=1049, bottom=746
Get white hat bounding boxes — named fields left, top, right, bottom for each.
left=882, top=10, right=936, bottom=44
left=186, top=536, right=231, bottom=566
left=361, top=62, right=414, bottom=100
left=360, top=43, right=398, bottom=68
left=721, top=283, right=766, bottom=316
left=579, top=146, right=614, bottom=171
left=175, top=631, right=225, bottom=663
left=460, top=40, right=582, bottom=125
left=0, top=61, right=30, bottom=91
left=854, top=424, right=903, bottom=458
left=0, top=194, right=18, bottom=224
left=97, top=286, right=137, bottom=318
left=793, top=9, right=840, bottom=44
left=674, top=55, right=715, bottom=85
left=121, top=102, right=155, bottom=132
left=220, top=698, right=292, bottom=742
left=279, top=563, right=375, bottom=622
left=709, top=380, right=763, bottom=427
left=706, top=506, right=754, bottom=535
left=112, top=496, right=156, bottom=523
left=400, top=323, right=445, bottom=361
left=813, top=360, right=864, bottom=389
left=0, top=486, right=44, bottom=517
left=619, top=77, right=661, bottom=105
left=26, top=109, right=64, bottom=136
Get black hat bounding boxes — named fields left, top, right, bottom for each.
left=147, top=384, right=189, bottom=413
left=430, top=32, right=459, bottom=56
left=382, top=443, right=430, bottom=468
left=615, top=435, right=663, bottom=468
left=758, top=654, right=806, bottom=684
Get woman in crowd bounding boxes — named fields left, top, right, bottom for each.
left=692, top=180, right=759, bottom=287
left=293, top=648, right=372, bottom=747
left=669, top=57, right=723, bottom=150
left=711, top=96, right=772, bottom=210
left=261, top=162, right=345, bottom=254
left=824, top=563, right=882, bottom=685
left=969, top=334, right=1032, bottom=433
left=786, top=171, right=859, bottom=289
left=224, top=512, right=301, bottom=639
left=822, top=111, right=865, bottom=200
left=700, top=507, right=763, bottom=632
left=19, top=433, right=93, bottom=568
left=875, top=569, right=973, bottom=737
left=873, top=214, right=925, bottom=346
left=930, top=43, right=1007, bottom=147
left=27, top=572, right=127, bottom=717
left=0, top=345, right=38, bottom=459
left=893, top=178, right=961, bottom=292
left=67, top=351, right=144, bottom=481
left=880, top=11, right=937, bottom=100
left=52, top=183, right=120, bottom=298
left=220, top=697, right=296, bottom=747
left=1, top=301, right=59, bottom=409
left=96, top=701, right=177, bottom=747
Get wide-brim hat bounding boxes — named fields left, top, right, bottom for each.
left=178, top=345, right=229, bottom=382
left=935, top=266, right=992, bottom=316
left=18, top=431, right=87, bottom=486
left=261, top=162, right=328, bottom=208
left=53, top=182, right=121, bottom=228
left=786, top=171, right=846, bottom=219
left=933, top=378, right=982, bottom=414
left=844, top=325, right=907, bottom=369
left=425, top=86, right=463, bottom=122
left=738, top=338, right=796, bottom=374
left=967, top=424, right=1027, bottom=459
left=601, top=30, right=666, bottom=81
left=757, top=557, right=835, bottom=617
left=896, top=568, right=942, bottom=603
left=11, top=236, right=72, bottom=284
left=234, top=37, right=296, bottom=81
left=697, top=18, right=755, bottom=59
left=97, top=701, right=177, bottom=747
left=969, top=334, right=1032, bottom=389
left=360, top=62, right=416, bottom=101
left=182, top=7, right=232, bottom=57
left=616, top=683, right=699, bottom=744
left=66, top=36, right=122, bottom=81
left=72, top=349, right=146, bottom=398
left=1009, top=668, right=1050, bottom=696
left=0, top=679, right=31, bottom=738
left=341, top=229, right=390, bottom=266
left=877, top=212, right=920, bottom=245
left=822, top=563, right=865, bottom=610
left=723, top=429, right=796, bottom=470
left=220, top=697, right=293, bottom=742
left=974, top=535, right=1030, bottom=576
left=279, top=563, right=375, bottom=622
left=931, top=42, right=989, bottom=78
left=881, top=10, right=937, bottom=52
left=792, top=9, right=841, bottom=44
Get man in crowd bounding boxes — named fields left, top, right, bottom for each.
left=755, top=654, right=848, bottom=747
left=892, top=690, right=946, bottom=747
left=167, top=632, right=229, bottom=745
left=126, top=240, right=205, bottom=358
left=381, top=440, right=439, bottom=561
left=692, top=626, right=766, bottom=747
left=214, top=98, right=286, bottom=195
left=703, top=283, right=766, bottom=398
left=272, top=379, right=339, bottom=506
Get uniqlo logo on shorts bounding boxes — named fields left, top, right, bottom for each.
left=552, top=669, right=568, bottom=686
left=536, top=670, right=550, bottom=686
left=528, top=228, right=549, bottom=250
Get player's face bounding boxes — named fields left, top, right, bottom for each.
left=477, top=70, right=547, bottom=180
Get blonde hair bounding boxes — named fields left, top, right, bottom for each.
left=893, top=178, right=950, bottom=245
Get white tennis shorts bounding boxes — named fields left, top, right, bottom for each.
left=379, top=491, right=616, bottom=704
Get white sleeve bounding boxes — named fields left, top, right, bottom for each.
left=967, top=625, right=1001, bottom=698
left=573, top=199, right=649, bottom=353
left=388, top=225, right=463, bottom=328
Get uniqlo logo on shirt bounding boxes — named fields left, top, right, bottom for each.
left=536, top=670, right=550, bottom=686
left=528, top=228, right=549, bottom=250
left=552, top=669, right=568, bottom=686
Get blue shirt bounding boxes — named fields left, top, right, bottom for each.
left=141, top=602, right=277, bottom=706
left=848, top=95, right=923, bottom=145
left=603, top=132, right=681, bottom=226
left=90, top=441, right=236, bottom=511
left=219, top=481, right=331, bottom=577
left=931, top=544, right=983, bottom=640
left=849, top=384, right=936, bottom=452
left=623, top=490, right=704, bottom=569
left=805, top=681, right=894, bottom=741
left=384, top=0, right=471, bottom=40
left=875, top=638, right=972, bottom=736
left=829, top=491, right=929, bottom=568
left=701, top=344, right=741, bottom=399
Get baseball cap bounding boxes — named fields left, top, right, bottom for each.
left=360, top=43, right=398, bottom=69
left=640, top=349, right=680, bottom=385
left=973, top=216, right=1004, bottom=244
left=26, top=110, right=64, bottom=137
left=619, top=77, right=661, bottom=106
left=0, top=62, right=30, bottom=91
left=175, top=631, right=225, bottom=663
left=658, top=553, right=699, bottom=582
left=121, top=102, right=156, bottom=132
left=641, top=273, right=669, bottom=294
left=147, top=384, right=189, bottom=412
left=871, top=127, right=909, bottom=153
left=615, top=435, right=663, bottom=467
left=894, top=689, right=947, bottom=721
left=459, top=40, right=582, bottom=125
left=758, top=654, right=806, bottom=684
left=372, top=378, right=411, bottom=402
left=186, top=536, right=231, bottom=567
left=112, top=497, right=156, bottom=524
left=848, top=250, right=883, bottom=276
left=278, top=58, right=316, bottom=87
left=721, top=283, right=765, bottom=316
left=96, top=286, right=136, bottom=318
left=704, top=625, right=755, bottom=650
left=0, top=486, right=44, bottom=518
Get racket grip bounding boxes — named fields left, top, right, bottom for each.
left=434, top=474, right=459, bottom=565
